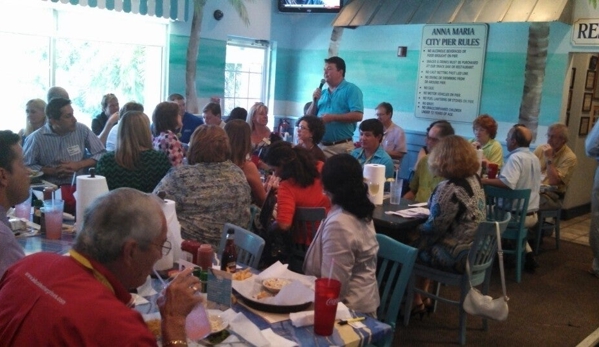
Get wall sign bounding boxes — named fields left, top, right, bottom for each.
left=415, top=24, right=488, bottom=122
left=572, top=19, right=599, bottom=46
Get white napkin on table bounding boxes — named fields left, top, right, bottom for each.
left=221, top=310, right=270, bottom=347
left=260, top=328, right=297, bottom=347
left=289, top=302, right=352, bottom=327
left=385, top=207, right=430, bottom=218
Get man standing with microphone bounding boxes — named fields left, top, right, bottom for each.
left=307, top=56, right=363, bottom=158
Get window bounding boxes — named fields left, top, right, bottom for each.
left=0, top=0, right=167, bottom=132
left=224, top=38, right=271, bottom=121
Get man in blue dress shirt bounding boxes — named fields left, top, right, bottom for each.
left=168, top=93, right=204, bottom=144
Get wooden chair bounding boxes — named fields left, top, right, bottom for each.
left=288, top=207, right=326, bottom=274
left=375, top=234, right=417, bottom=347
left=483, top=186, right=531, bottom=283
left=402, top=216, right=511, bottom=345
left=218, top=223, right=265, bottom=269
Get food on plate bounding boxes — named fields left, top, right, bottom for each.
left=28, top=170, right=42, bottom=178
left=262, top=278, right=291, bottom=294
left=232, top=267, right=252, bottom=281
left=145, top=319, right=161, bottom=339
left=209, top=314, right=226, bottom=333
left=254, top=290, right=272, bottom=300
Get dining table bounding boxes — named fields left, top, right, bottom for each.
left=372, top=197, right=427, bottom=243
left=137, top=271, right=393, bottom=347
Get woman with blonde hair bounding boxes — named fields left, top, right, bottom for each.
left=96, top=111, right=171, bottom=192
left=154, top=125, right=251, bottom=248
left=225, top=120, right=266, bottom=206
left=410, top=135, right=486, bottom=316
left=19, top=99, right=47, bottom=143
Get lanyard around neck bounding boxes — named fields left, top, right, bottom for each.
left=69, top=249, right=115, bottom=295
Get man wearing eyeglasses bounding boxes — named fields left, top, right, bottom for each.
left=0, top=188, right=202, bottom=346
left=533, top=123, right=577, bottom=210
left=403, top=121, right=454, bottom=203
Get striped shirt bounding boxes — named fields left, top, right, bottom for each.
left=23, top=123, right=106, bottom=185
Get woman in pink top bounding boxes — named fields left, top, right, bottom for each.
left=152, top=101, right=185, bottom=166
left=261, top=141, right=330, bottom=242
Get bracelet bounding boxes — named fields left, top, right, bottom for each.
left=163, top=340, right=188, bottom=347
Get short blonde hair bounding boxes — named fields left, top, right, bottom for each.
left=428, top=135, right=479, bottom=179
left=188, top=125, right=231, bottom=164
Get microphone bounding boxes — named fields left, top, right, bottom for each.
left=318, top=79, right=325, bottom=90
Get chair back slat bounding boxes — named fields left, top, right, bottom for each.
left=375, top=234, right=417, bottom=340
left=468, top=216, right=510, bottom=282
left=483, top=186, right=531, bottom=237
left=288, top=207, right=326, bottom=273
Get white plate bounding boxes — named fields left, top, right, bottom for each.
left=29, top=170, right=43, bottom=179
left=207, top=310, right=228, bottom=334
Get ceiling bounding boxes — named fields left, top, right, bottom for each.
left=332, top=0, right=572, bottom=27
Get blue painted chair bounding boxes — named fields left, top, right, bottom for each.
left=534, top=208, right=561, bottom=255
left=218, top=223, right=265, bottom=269
left=374, top=234, right=417, bottom=347
left=402, top=216, right=510, bottom=345
left=484, top=186, right=531, bottom=283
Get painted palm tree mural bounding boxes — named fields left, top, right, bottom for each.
left=519, top=22, right=550, bottom=141
left=591, top=0, right=598, bottom=9
left=186, top=0, right=252, bottom=113
left=328, top=27, right=344, bottom=57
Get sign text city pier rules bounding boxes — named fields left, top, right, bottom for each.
left=416, top=24, right=488, bottom=122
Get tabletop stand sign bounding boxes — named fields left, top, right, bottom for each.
left=415, top=24, right=489, bottom=122
left=207, top=269, right=234, bottom=309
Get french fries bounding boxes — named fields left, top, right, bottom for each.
left=231, top=267, right=252, bottom=281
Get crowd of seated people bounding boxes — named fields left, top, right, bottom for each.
left=4, top=82, right=582, bottom=343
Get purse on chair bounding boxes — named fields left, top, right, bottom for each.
left=463, top=221, right=509, bottom=321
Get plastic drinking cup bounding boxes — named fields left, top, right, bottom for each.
left=314, top=278, right=341, bottom=336
left=14, top=189, right=32, bottom=220
left=60, top=185, right=76, bottom=215
left=43, top=200, right=64, bottom=240
left=487, top=163, right=499, bottom=179
left=390, top=179, right=403, bottom=205
left=185, top=301, right=211, bottom=340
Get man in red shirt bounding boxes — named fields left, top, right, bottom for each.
left=0, top=188, right=201, bottom=346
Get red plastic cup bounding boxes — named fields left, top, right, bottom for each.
left=60, top=185, right=76, bottom=215
left=314, top=278, right=341, bottom=336
left=487, top=163, right=499, bottom=179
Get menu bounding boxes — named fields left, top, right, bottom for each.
left=415, top=24, right=489, bottom=122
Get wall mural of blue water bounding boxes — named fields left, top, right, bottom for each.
left=169, top=34, right=566, bottom=126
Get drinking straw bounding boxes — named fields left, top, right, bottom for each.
left=153, top=268, right=167, bottom=288
left=328, top=258, right=336, bottom=284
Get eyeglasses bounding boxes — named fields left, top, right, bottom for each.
left=297, top=125, right=309, bottom=131
left=151, top=240, right=172, bottom=256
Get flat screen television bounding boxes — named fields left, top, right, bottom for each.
left=278, top=0, right=343, bottom=13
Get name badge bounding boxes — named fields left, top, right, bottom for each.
left=67, top=145, right=81, bottom=156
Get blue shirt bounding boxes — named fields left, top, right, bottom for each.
left=499, top=147, right=541, bottom=212
left=351, top=145, right=395, bottom=179
left=23, top=123, right=106, bottom=185
left=317, top=79, right=364, bottom=143
left=180, top=112, right=204, bottom=144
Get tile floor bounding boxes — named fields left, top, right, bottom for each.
left=559, top=213, right=591, bottom=246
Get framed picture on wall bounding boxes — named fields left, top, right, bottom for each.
left=583, top=92, right=593, bottom=112
left=567, top=90, right=572, bottom=111
left=580, top=116, right=590, bottom=136
left=566, top=112, right=571, bottom=126
left=590, top=56, right=598, bottom=70
left=586, top=70, right=596, bottom=90
left=570, top=68, right=576, bottom=89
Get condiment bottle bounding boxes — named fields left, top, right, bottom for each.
left=181, top=240, right=202, bottom=264
left=197, top=244, right=213, bottom=293
left=220, top=228, right=237, bottom=273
